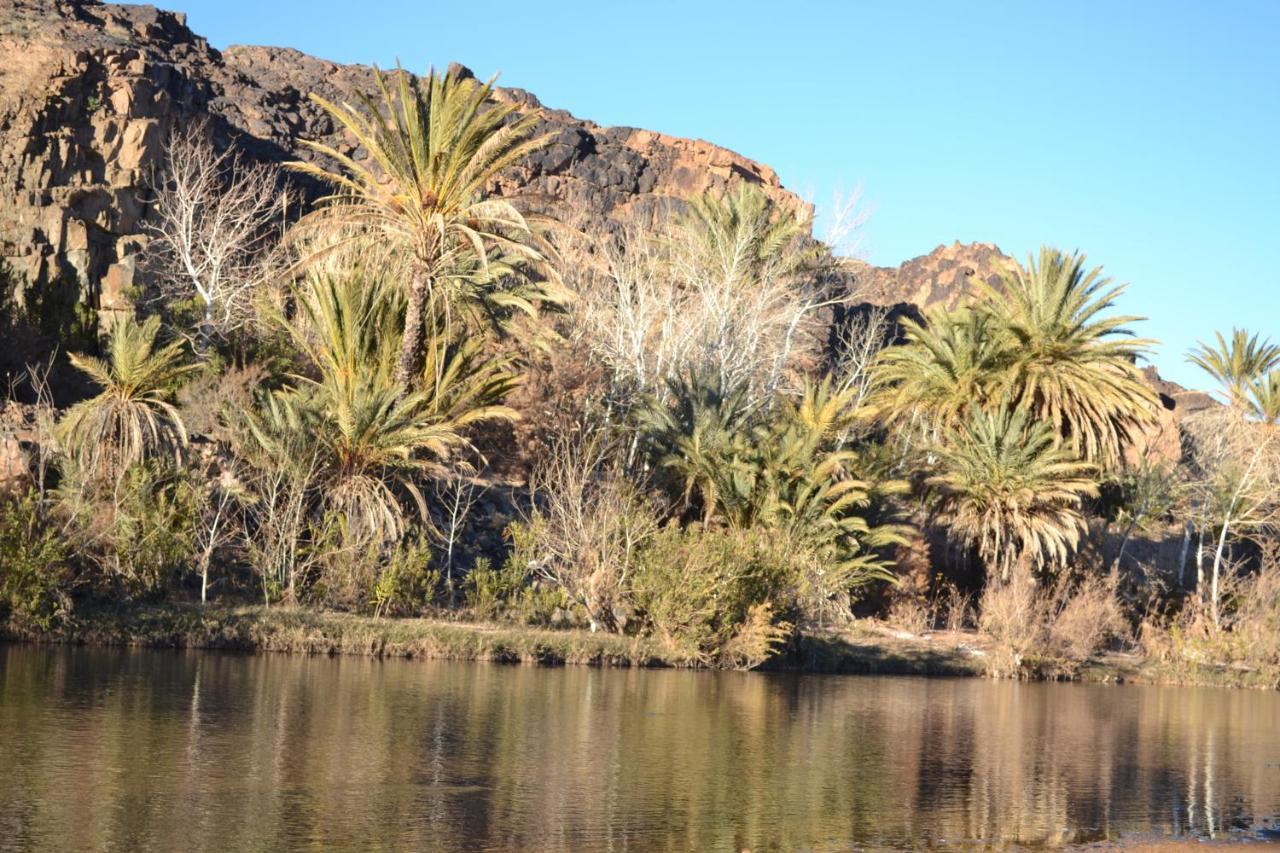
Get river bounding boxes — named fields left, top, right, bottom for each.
left=1, top=645, right=1278, bottom=851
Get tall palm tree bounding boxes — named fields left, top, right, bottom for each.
left=290, top=64, right=565, bottom=390
left=979, top=247, right=1158, bottom=467
left=675, top=183, right=819, bottom=287
left=928, top=406, right=1099, bottom=582
left=1188, top=328, right=1280, bottom=411
left=59, top=315, right=198, bottom=479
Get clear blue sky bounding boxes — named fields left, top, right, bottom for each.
left=182, top=0, right=1278, bottom=389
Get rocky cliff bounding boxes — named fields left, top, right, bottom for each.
left=0, top=0, right=799, bottom=312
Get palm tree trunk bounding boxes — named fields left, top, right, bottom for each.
left=395, top=272, right=429, bottom=391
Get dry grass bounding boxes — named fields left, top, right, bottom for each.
left=978, top=572, right=1127, bottom=679
left=6, top=604, right=669, bottom=667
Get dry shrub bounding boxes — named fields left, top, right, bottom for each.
left=940, top=585, right=973, bottom=633
left=977, top=572, right=1126, bottom=678
left=1143, top=545, right=1280, bottom=674
left=521, top=432, right=659, bottom=633
left=177, top=364, right=269, bottom=440
left=978, top=575, right=1045, bottom=678
left=1046, top=574, right=1127, bottom=663
left=887, top=596, right=931, bottom=636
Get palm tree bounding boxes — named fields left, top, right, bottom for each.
left=640, top=376, right=906, bottom=619
left=676, top=183, right=818, bottom=287
left=59, top=315, right=198, bottom=479
left=247, top=272, right=519, bottom=544
left=638, top=370, right=755, bottom=524
left=1188, top=328, right=1280, bottom=411
left=290, top=64, right=565, bottom=390
left=979, top=247, right=1158, bottom=467
left=928, top=406, right=1099, bottom=583
left=1248, top=369, right=1280, bottom=426
left=869, top=307, right=1007, bottom=434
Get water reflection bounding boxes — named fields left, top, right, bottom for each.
left=1, top=646, right=1277, bottom=851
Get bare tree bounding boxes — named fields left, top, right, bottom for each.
left=524, top=433, right=658, bottom=632
left=192, top=460, right=246, bottom=604
left=1180, top=409, right=1280, bottom=627
left=146, top=123, right=287, bottom=351
left=432, top=474, right=480, bottom=601
left=572, top=200, right=844, bottom=418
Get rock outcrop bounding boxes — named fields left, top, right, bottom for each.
left=0, top=0, right=800, bottom=310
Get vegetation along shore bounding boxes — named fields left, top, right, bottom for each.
left=1, top=1, right=1279, bottom=688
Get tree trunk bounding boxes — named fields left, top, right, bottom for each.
left=394, top=272, right=429, bottom=392
left=1177, top=522, right=1192, bottom=589
left=1211, top=516, right=1231, bottom=630
left=1195, top=527, right=1205, bottom=603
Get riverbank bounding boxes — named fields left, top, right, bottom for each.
left=3, top=604, right=1277, bottom=689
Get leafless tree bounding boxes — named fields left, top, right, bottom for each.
left=432, top=474, right=480, bottom=600
left=146, top=123, right=288, bottom=351
left=1180, top=409, right=1280, bottom=627
left=572, top=207, right=844, bottom=417
left=831, top=305, right=890, bottom=444
left=192, top=459, right=246, bottom=604
left=524, top=432, right=658, bottom=632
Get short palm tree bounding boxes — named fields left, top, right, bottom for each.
left=290, top=64, right=565, bottom=390
left=979, top=247, right=1157, bottom=467
left=59, top=315, right=198, bottom=479
left=1188, top=328, right=1280, bottom=411
left=248, top=273, right=518, bottom=544
left=869, top=307, right=1007, bottom=433
left=928, top=406, right=1099, bottom=583
left=638, top=371, right=755, bottom=524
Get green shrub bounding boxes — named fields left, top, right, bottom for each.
left=0, top=491, right=72, bottom=630
left=631, top=525, right=792, bottom=669
left=58, top=461, right=199, bottom=598
left=370, top=536, right=440, bottom=617
left=463, top=544, right=572, bottom=627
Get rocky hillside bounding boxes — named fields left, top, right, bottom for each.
left=0, top=0, right=799, bottom=313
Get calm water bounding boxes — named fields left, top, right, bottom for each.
left=1, top=646, right=1278, bottom=851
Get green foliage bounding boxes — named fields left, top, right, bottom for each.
left=873, top=247, right=1158, bottom=468
left=59, top=314, right=197, bottom=480
left=58, top=462, right=200, bottom=598
left=1188, top=328, right=1280, bottom=410
left=928, top=407, right=1099, bottom=582
left=0, top=492, right=71, bottom=630
left=369, top=536, right=439, bottom=617
left=15, top=272, right=99, bottom=351
left=631, top=525, right=792, bottom=669
left=291, top=63, right=566, bottom=383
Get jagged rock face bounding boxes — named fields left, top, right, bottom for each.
left=847, top=241, right=1015, bottom=313
left=0, top=0, right=801, bottom=308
